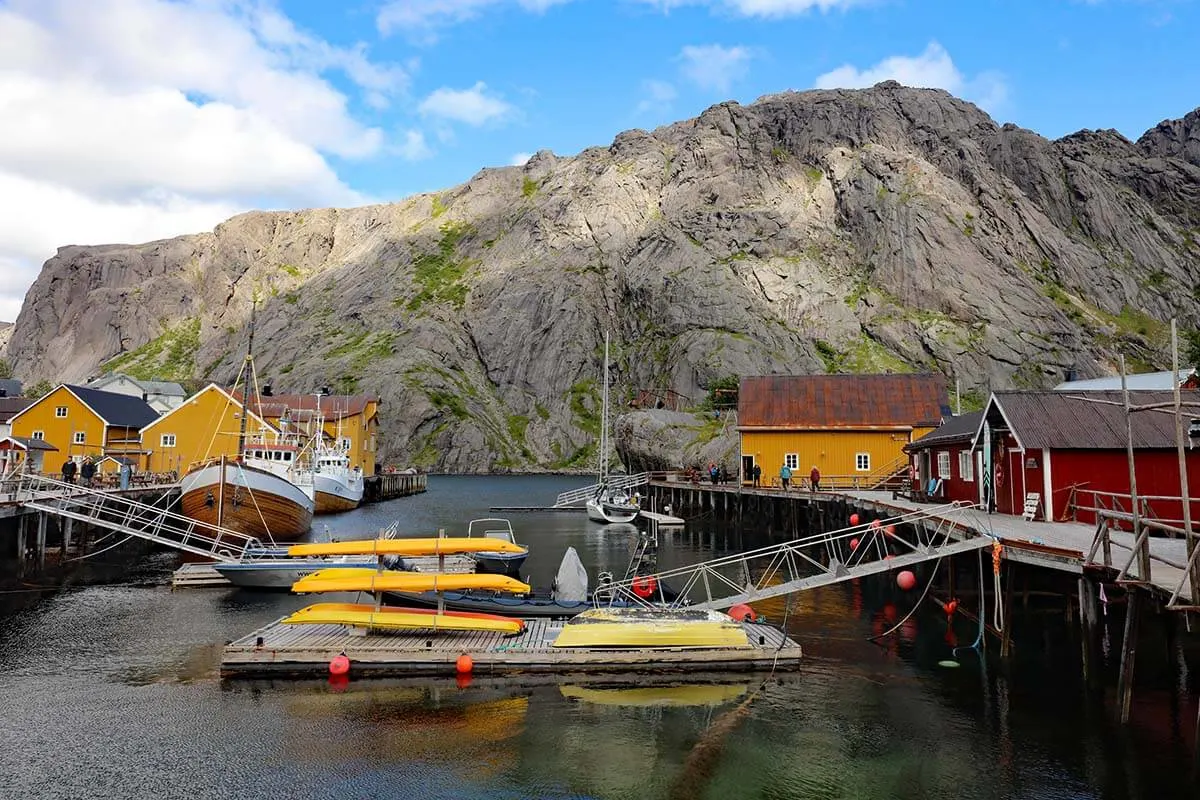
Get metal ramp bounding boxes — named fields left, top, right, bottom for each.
left=554, top=472, right=651, bottom=507
left=11, top=474, right=265, bottom=563
left=602, top=501, right=992, bottom=610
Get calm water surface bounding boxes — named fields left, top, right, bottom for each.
left=1, top=476, right=1197, bottom=799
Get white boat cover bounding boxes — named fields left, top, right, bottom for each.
left=552, top=546, right=588, bottom=603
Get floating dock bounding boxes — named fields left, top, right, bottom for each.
left=220, top=616, right=801, bottom=678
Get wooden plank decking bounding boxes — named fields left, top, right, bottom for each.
left=221, top=616, right=802, bottom=678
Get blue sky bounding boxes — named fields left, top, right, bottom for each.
left=0, top=0, right=1196, bottom=323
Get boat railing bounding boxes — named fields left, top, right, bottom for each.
left=555, top=472, right=652, bottom=507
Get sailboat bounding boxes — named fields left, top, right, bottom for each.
left=586, top=333, right=641, bottom=524
left=178, top=304, right=316, bottom=542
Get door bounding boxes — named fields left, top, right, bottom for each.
left=741, top=455, right=754, bottom=485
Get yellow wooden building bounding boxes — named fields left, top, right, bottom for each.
left=9, top=384, right=159, bottom=475
left=140, top=384, right=276, bottom=475
left=252, top=393, right=380, bottom=474
left=737, top=374, right=951, bottom=489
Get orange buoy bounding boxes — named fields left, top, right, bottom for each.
left=850, top=537, right=860, bottom=550
left=885, top=524, right=896, bottom=537
left=727, top=603, right=756, bottom=622
left=849, top=513, right=860, bottom=526
left=456, top=653, right=474, bottom=674
left=329, top=653, right=350, bottom=676
left=632, top=575, right=658, bottom=598
left=896, top=570, right=916, bottom=590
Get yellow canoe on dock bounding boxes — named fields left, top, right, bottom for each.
left=283, top=602, right=526, bottom=635
left=292, top=568, right=531, bottom=595
left=288, top=537, right=526, bottom=557
left=552, top=607, right=751, bottom=649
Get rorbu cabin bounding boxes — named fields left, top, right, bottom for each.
left=140, top=384, right=276, bottom=475
left=737, top=374, right=952, bottom=489
left=973, top=390, right=1200, bottom=525
left=904, top=411, right=984, bottom=504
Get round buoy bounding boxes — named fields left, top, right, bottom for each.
left=869, top=519, right=881, bottom=530
left=850, top=537, right=860, bottom=550
left=329, top=654, right=350, bottom=677
left=727, top=603, right=756, bottom=622
left=632, top=575, right=658, bottom=598
left=885, top=524, right=896, bottom=537
left=849, top=513, right=860, bottom=526
left=456, top=653, right=474, bottom=674
left=943, top=599, right=958, bottom=616
left=896, top=570, right=916, bottom=590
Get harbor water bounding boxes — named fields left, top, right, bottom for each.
left=1, top=475, right=1197, bottom=799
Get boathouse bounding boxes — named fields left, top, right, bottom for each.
left=737, top=374, right=951, bottom=488
left=248, top=393, right=380, bottom=474
left=903, top=411, right=984, bottom=504
left=140, top=384, right=276, bottom=475
left=9, top=385, right=158, bottom=474
left=974, top=390, right=1200, bottom=524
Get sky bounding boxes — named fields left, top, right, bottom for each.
left=0, top=0, right=1196, bottom=324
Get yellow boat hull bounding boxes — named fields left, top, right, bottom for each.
left=289, top=537, right=526, bottom=557
left=552, top=608, right=751, bottom=649
left=283, top=602, right=526, bottom=635
left=292, top=568, right=531, bottom=595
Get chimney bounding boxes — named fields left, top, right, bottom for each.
left=262, top=384, right=273, bottom=397
left=1063, top=367, right=1077, bottom=383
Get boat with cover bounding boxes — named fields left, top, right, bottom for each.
left=584, top=333, right=640, bottom=525
left=463, top=518, right=528, bottom=577
left=551, top=607, right=751, bottom=649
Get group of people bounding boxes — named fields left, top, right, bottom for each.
left=747, top=462, right=821, bottom=491
left=60, top=457, right=135, bottom=489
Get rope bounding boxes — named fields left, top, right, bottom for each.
left=65, top=533, right=136, bottom=561
left=992, top=540, right=1005, bottom=633
left=868, top=553, right=944, bottom=641
left=953, top=547, right=986, bottom=657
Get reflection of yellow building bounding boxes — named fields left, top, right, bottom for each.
left=140, top=384, right=274, bottom=474
left=737, top=375, right=950, bottom=487
left=559, top=683, right=748, bottom=707
left=251, top=393, right=379, bottom=474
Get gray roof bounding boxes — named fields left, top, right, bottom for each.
left=0, top=378, right=21, bottom=397
left=988, top=390, right=1200, bottom=450
left=907, top=411, right=984, bottom=450
left=0, top=396, right=33, bottom=422
left=1054, top=369, right=1196, bottom=391
left=1, top=436, right=58, bottom=452
left=140, top=380, right=186, bottom=396
left=66, top=385, right=160, bottom=428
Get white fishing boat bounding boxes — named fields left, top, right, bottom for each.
left=585, top=333, right=641, bottom=525
left=311, top=428, right=364, bottom=514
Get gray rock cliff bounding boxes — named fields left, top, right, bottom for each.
left=7, top=84, right=1200, bottom=471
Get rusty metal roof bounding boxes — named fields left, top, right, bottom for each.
left=737, top=374, right=951, bottom=429
left=989, top=390, right=1200, bottom=450
left=907, top=411, right=984, bottom=451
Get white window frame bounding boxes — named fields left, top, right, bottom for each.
left=73, top=431, right=86, bottom=444
left=855, top=452, right=871, bottom=472
left=160, top=434, right=176, bottom=448
left=32, top=430, right=44, bottom=440
left=784, top=453, right=799, bottom=470
left=958, top=451, right=974, bottom=482
left=339, top=437, right=353, bottom=451
left=55, top=406, right=68, bottom=418
left=937, top=451, right=952, bottom=479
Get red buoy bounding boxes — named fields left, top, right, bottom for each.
left=849, top=513, right=860, bottom=526
left=329, top=654, right=350, bottom=677
left=885, top=524, right=896, bottom=537
left=943, top=599, right=958, bottom=616
left=727, top=603, right=756, bottom=622
left=850, top=537, right=860, bottom=550
left=456, top=653, right=474, bottom=674
left=896, top=570, right=916, bottom=590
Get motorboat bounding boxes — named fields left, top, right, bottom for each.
left=213, top=551, right=378, bottom=589
left=463, top=518, right=529, bottom=577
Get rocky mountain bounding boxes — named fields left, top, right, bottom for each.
left=6, top=82, right=1200, bottom=472
left=0, top=322, right=12, bottom=359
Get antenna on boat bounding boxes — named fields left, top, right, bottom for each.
left=237, top=300, right=258, bottom=458
left=599, top=331, right=610, bottom=485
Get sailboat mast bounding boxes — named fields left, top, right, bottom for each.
left=236, top=302, right=257, bottom=459
left=599, top=332, right=610, bottom=483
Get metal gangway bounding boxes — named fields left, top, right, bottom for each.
left=555, top=471, right=651, bottom=507
left=602, top=501, right=993, bottom=610
left=8, top=474, right=266, bottom=563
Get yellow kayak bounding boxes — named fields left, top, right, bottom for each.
left=552, top=607, right=751, bottom=649
left=292, top=568, right=531, bottom=595
left=283, top=602, right=526, bottom=635
left=288, top=537, right=526, bottom=557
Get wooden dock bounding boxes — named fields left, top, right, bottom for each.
left=221, top=617, right=802, bottom=678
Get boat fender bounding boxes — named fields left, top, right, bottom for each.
left=329, top=653, right=350, bottom=677
left=727, top=603, right=756, bottom=622
left=632, top=575, right=658, bottom=598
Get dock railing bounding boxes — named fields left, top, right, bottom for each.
left=554, top=472, right=651, bottom=507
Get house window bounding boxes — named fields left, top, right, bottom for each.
left=161, top=434, right=176, bottom=448
left=32, top=430, right=44, bottom=440
left=55, top=406, right=68, bottom=418
left=855, top=453, right=871, bottom=472
left=73, top=431, right=86, bottom=444
left=937, top=452, right=952, bottom=479
left=959, top=451, right=974, bottom=482
left=784, top=453, right=799, bottom=470
left=339, top=438, right=352, bottom=450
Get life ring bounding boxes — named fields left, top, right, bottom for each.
left=632, top=575, right=658, bottom=598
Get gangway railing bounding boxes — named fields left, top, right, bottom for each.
left=600, top=501, right=990, bottom=610
left=7, top=474, right=265, bottom=563
left=555, top=472, right=651, bottom=507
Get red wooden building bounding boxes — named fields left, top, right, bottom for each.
left=904, top=411, right=984, bottom=505
left=974, top=391, right=1200, bottom=524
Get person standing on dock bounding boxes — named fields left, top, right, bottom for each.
left=80, top=457, right=96, bottom=488
left=752, top=463, right=761, bottom=487
left=780, top=463, right=791, bottom=490
left=810, top=465, right=821, bottom=492
left=61, top=458, right=77, bottom=484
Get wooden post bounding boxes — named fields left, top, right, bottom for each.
left=1120, top=357, right=1151, bottom=582
left=1000, top=564, right=1015, bottom=659
left=62, top=517, right=73, bottom=555
left=1078, top=577, right=1098, bottom=686
left=16, top=514, right=27, bottom=574
left=36, top=512, right=47, bottom=570
left=1171, top=321, right=1200, bottom=604
left=1117, top=588, right=1142, bottom=724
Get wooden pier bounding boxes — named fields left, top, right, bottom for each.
left=363, top=472, right=427, bottom=503
left=221, top=617, right=801, bottom=678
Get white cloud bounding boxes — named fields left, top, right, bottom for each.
left=814, top=42, right=1009, bottom=114
left=636, top=0, right=866, bottom=16
left=636, top=79, right=678, bottom=114
left=679, top=45, right=752, bottom=93
left=0, top=0, right=400, bottom=325
left=419, top=82, right=515, bottom=126
left=396, top=130, right=434, bottom=161
left=510, top=152, right=533, bottom=165
left=378, top=0, right=571, bottom=39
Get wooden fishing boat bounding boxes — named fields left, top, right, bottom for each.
left=288, top=536, right=526, bottom=558
left=551, top=608, right=751, bottom=649
left=312, top=446, right=364, bottom=514
left=282, top=602, right=525, bottom=635
left=180, top=456, right=314, bottom=543
left=291, top=568, right=531, bottom=595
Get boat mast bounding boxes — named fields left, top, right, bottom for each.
left=236, top=301, right=257, bottom=459
left=599, top=332, right=610, bottom=484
